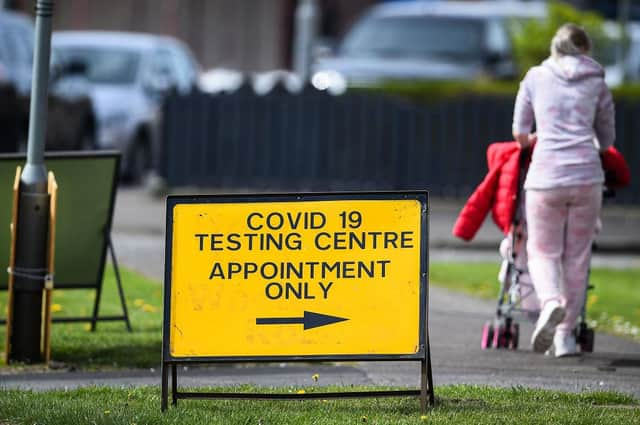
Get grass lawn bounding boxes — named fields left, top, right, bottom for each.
left=0, top=266, right=162, bottom=369
left=429, top=263, right=640, bottom=342
left=0, top=385, right=638, bottom=425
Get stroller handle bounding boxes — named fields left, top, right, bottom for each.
left=603, top=187, right=616, bottom=199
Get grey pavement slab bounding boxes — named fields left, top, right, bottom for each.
left=0, top=364, right=373, bottom=391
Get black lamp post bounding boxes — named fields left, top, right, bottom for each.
left=8, top=0, right=54, bottom=363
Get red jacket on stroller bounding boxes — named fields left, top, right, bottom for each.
left=453, top=142, right=630, bottom=242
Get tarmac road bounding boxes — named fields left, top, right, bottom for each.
left=2, top=188, right=639, bottom=399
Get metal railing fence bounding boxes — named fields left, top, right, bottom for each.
left=159, top=87, right=639, bottom=204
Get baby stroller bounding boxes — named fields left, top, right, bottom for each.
left=479, top=149, right=595, bottom=352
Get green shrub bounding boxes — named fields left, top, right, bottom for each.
left=357, top=80, right=640, bottom=103
left=363, top=80, right=518, bottom=101
left=611, top=84, right=640, bottom=99
left=354, top=1, right=640, bottom=102
left=510, top=1, right=617, bottom=78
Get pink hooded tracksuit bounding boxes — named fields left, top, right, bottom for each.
left=512, top=55, right=615, bottom=333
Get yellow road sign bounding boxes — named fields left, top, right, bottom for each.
left=165, top=193, right=427, bottom=358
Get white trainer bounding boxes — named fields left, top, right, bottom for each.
left=531, top=300, right=566, bottom=353
left=554, top=331, right=578, bottom=357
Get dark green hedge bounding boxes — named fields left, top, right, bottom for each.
left=357, top=80, right=640, bottom=103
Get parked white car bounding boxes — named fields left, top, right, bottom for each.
left=53, top=31, right=200, bottom=181
left=0, top=10, right=34, bottom=96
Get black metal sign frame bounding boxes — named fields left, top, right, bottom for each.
left=0, top=151, right=131, bottom=331
left=161, top=191, right=433, bottom=412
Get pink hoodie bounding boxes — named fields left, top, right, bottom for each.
left=512, top=55, right=615, bottom=190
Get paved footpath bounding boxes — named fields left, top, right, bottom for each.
left=2, top=188, right=639, bottom=399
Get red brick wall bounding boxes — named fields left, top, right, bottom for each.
left=12, top=0, right=376, bottom=71
left=15, top=0, right=289, bottom=72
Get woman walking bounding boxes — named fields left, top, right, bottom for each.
left=512, top=24, right=615, bottom=357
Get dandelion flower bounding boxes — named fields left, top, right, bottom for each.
left=51, top=304, right=63, bottom=313
left=297, top=389, right=306, bottom=394
left=142, top=304, right=157, bottom=313
left=421, top=415, right=429, bottom=421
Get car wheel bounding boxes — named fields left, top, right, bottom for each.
left=80, top=127, right=97, bottom=151
left=128, top=138, right=151, bottom=184
left=17, top=135, right=28, bottom=153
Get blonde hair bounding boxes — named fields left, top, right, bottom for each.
left=550, top=23, right=592, bottom=58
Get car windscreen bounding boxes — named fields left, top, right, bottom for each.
left=340, top=15, right=485, bottom=60
left=55, top=47, right=141, bottom=84
left=0, top=21, right=34, bottom=67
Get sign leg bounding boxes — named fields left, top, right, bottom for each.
left=424, top=334, right=435, bottom=407
left=90, top=281, right=102, bottom=332
left=172, top=363, right=178, bottom=406
left=420, top=358, right=428, bottom=413
left=421, top=321, right=435, bottom=411
left=161, top=361, right=168, bottom=411
left=108, top=237, right=132, bottom=332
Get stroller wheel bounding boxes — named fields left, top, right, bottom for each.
left=577, top=326, right=595, bottom=353
left=493, top=324, right=508, bottom=349
left=509, top=323, right=520, bottom=350
left=481, top=322, right=494, bottom=349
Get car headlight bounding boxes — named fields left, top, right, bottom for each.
left=311, top=70, right=348, bottom=95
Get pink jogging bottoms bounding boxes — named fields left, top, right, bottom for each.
left=525, top=184, right=602, bottom=333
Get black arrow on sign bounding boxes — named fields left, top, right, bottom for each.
left=256, top=311, right=348, bottom=330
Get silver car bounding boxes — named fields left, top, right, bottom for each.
left=1, top=10, right=96, bottom=152
left=0, top=10, right=34, bottom=96
left=53, top=31, right=200, bottom=181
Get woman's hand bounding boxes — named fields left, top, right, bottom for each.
left=513, top=132, right=537, bottom=148
left=514, top=132, right=530, bottom=147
